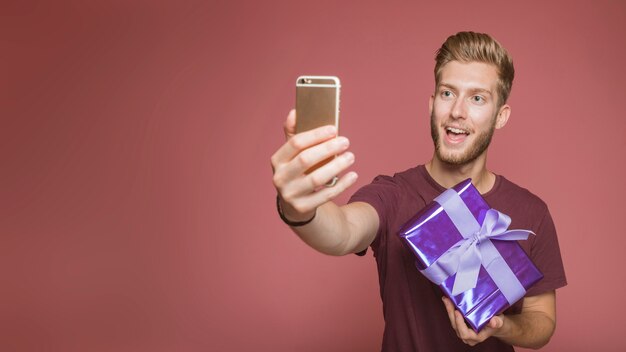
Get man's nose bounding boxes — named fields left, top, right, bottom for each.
left=451, top=97, right=467, bottom=119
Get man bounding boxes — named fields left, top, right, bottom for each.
left=271, top=32, right=566, bottom=351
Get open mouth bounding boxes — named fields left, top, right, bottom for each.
left=445, top=126, right=469, bottom=143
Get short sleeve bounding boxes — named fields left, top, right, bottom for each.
left=348, top=175, right=403, bottom=253
left=525, top=207, right=567, bottom=297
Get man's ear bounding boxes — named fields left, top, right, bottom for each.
left=429, top=95, right=434, bottom=116
left=495, top=104, right=510, bottom=129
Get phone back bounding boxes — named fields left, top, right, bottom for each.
left=295, top=76, right=340, bottom=134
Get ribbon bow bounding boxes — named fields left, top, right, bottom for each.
left=448, top=209, right=533, bottom=295
left=413, top=184, right=536, bottom=303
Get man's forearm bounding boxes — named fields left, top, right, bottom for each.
left=285, top=201, right=377, bottom=256
left=496, top=311, right=555, bottom=349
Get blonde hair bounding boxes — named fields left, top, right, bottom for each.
left=435, top=31, right=515, bottom=105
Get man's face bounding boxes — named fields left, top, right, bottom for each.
left=429, top=61, right=509, bottom=166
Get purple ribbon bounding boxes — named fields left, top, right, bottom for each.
left=419, top=187, right=534, bottom=304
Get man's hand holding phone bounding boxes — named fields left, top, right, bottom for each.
left=271, top=109, right=358, bottom=225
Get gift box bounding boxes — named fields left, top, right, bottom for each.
left=398, top=179, right=543, bottom=331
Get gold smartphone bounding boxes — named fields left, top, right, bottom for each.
left=295, top=76, right=341, bottom=182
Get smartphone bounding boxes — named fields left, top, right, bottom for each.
left=295, top=76, right=341, bottom=182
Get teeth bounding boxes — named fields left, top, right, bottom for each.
left=446, top=127, right=468, bottom=134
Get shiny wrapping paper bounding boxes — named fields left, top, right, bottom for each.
left=398, top=179, right=543, bottom=331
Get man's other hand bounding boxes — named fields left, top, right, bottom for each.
left=442, top=296, right=505, bottom=346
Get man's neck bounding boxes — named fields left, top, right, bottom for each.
left=425, top=154, right=496, bottom=194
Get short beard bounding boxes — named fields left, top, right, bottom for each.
left=430, top=113, right=497, bottom=166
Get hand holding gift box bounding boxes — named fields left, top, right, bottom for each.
left=398, top=179, right=543, bottom=332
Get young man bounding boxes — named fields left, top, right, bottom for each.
left=271, top=32, right=566, bottom=351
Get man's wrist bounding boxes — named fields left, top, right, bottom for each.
left=276, top=195, right=316, bottom=227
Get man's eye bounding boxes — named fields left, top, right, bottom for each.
left=472, top=96, right=484, bottom=103
left=442, top=91, right=452, bottom=97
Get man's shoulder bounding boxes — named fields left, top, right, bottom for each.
left=350, top=165, right=432, bottom=204
left=367, top=165, right=424, bottom=188
left=493, top=175, right=549, bottom=213
left=391, top=165, right=424, bottom=183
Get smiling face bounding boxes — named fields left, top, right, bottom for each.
left=430, top=61, right=510, bottom=166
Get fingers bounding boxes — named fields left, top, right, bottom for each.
left=297, top=150, right=354, bottom=192
left=453, top=310, right=474, bottom=342
left=271, top=124, right=337, bottom=171
left=285, top=171, right=359, bottom=214
left=452, top=310, right=483, bottom=346
left=283, top=109, right=296, bottom=139
left=272, top=109, right=352, bottom=220
left=443, top=297, right=471, bottom=343
left=442, top=297, right=456, bottom=326
left=278, top=149, right=356, bottom=206
left=442, top=296, right=501, bottom=346
left=278, top=136, right=350, bottom=182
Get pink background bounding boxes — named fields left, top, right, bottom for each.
left=2, top=1, right=625, bottom=351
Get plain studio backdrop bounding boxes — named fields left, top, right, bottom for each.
left=2, top=1, right=625, bottom=351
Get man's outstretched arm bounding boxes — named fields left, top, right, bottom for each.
left=271, top=109, right=378, bottom=255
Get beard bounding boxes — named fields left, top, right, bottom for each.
left=430, top=113, right=497, bottom=166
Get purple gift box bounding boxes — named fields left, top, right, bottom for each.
left=398, top=179, right=543, bottom=331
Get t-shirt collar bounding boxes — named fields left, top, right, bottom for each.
left=417, top=164, right=502, bottom=198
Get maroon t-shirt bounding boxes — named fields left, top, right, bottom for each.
left=349, top=165, right=567, bottom=352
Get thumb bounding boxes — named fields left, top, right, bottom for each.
left=489, top=315, right=504, bottom=329
left=283, top=109, right=296, bottom=140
